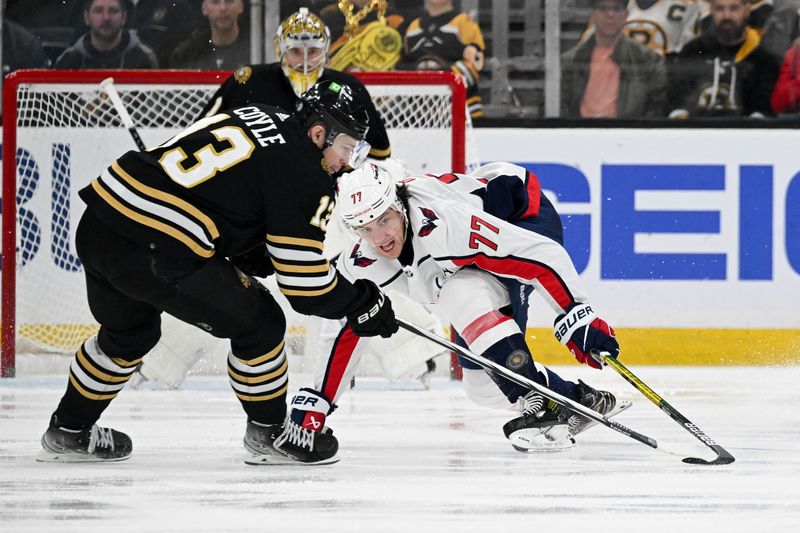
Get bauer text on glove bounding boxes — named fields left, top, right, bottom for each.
left=553, top=303, right=619, bottom=369
left=346, top=279, right=399, bottom=338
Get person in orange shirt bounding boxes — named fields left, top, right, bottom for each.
left=560, top=0, right=667, bottom=118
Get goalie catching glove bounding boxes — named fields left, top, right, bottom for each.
left=346, top=279, right=398, bottom=338
left=554, top=303, right=619, bottom=369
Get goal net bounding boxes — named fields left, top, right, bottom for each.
left=1, top=70, right=477, bottom=378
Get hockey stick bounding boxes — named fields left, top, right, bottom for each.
left=396, top=318, right=662, bottom=453
left=596, top=352, right=735, bottom=465
left=100, top=77, right=146, bottom=151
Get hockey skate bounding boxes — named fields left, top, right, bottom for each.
left=565, top=380, right=630, bottom=437
left=37, top=415, right=132, bottom=462
left=243, top=418, right=339, bottom=466
left=502, top=392, right=575, bottom=452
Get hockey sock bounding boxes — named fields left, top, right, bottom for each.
left=482, top=334, right=547, bottom=402
left=542, top=367, right=579, bottom=400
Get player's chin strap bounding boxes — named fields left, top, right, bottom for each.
left=396, top=318, right=733, bottom=465
left=594, top=351, right=735, bottom=465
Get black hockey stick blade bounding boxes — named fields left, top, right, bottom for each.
left=597, top=353, right=735, bottom=465
left=396, top=318, right=660, bottom=452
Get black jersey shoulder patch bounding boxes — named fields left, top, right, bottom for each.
left=234, top=66, right=252, bottom=84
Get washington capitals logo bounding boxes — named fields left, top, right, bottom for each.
left=350, top=243, right=376, bottom=267
left=418, top=207, right=439, bottom=237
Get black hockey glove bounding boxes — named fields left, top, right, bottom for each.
left=230, top=244, right=273, bottom=278
left=553, top=303, right=619, bottom=369
left=346, top=279, right=398, bottom=338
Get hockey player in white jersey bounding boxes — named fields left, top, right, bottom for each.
left=286, top=162, right=623, bottom=452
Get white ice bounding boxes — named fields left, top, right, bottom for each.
left=1, top=365, right=799, bottom=533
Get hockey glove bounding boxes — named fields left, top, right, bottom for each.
left=346, top=279, right=399, bottom=338
left=289, top=388, right=335, bottom=432
left=230, top=243, right=273, bottom=278
left=553, top=303, right=619, bottom=369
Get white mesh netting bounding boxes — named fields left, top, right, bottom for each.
left=5, top=73, right=477, bottom=365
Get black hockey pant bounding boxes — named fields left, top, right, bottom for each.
left=53, top=210, right=289, bottom=429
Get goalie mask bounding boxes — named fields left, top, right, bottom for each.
left=297, top=80, right=371, bottom=168
left=275, top=8, right=330, bottom=97
left=339, top=163, right=407, bottom=230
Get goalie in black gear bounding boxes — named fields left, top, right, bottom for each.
left=201, top=8, right=392, bottom=163
left=38, top=80, right=399, bottom=466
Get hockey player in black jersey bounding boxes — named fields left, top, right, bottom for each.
left=37, top=80, right=399, bottom=466
left=201, top=8, right=392, bottom=162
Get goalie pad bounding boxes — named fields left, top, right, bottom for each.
left=132, top=314, right=226, bottom=389
left=352, top=289, right=449, bottom=382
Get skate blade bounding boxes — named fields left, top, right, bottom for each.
left=244, top=453, right=340, bottom=466
left=570, top=400, right=633, bottom=438
left=35, top=450, right=131, bottom=463
left=509, top=424, right=576, bottom=453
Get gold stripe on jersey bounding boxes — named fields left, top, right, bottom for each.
left=235, top=340, right=285, bottom=367
left=109, top=356, right=142, bottom=368
left=271, top=258, right=331, bottom=273
left=368, top=145, right=392, bottom=159
left=76, top=347, right=133, bottom=384
left=68, top=374, right=120, bottom=401
left=279, top=277, right=339, bottom=297
left=234, top=384, right=289, bottom=403
left=266, top=234, right=325, bottom=251
left=112, top=162, right=219, bottom=240
left=266, top=233, right=339, bottom=296
left=91, top=179, right=215, bottom=258
left=228, top=358, right=288, bottom=384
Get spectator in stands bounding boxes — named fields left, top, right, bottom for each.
left=622, top=1, right=702, bottom=56
left=698, top=0, right=774, bottom=33
left=54, top=0, right=158, bottom=69
left=561, top=0, right=667, bottom=118
left=322, top=0, right=408, bottom=71
left=668, top=0, right=782, bottom=117
left=401, top=0, right=486, bottom=118
left=169, top=0, right=250, bottom=69
left=770, top=38, right=800, bottom=113
left=2, top=0, right=50, bottom=74
left=131, top=0, right=201, bottom=67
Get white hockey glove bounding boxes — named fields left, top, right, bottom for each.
left=289, top=388, right=335, bottom=432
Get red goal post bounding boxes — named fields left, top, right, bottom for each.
left=1, top=69, right=473, bottom=377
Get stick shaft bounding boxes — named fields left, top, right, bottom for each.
left=396, top=318, right=658, bottom=449
left=599, top=354, right=735, bottom=464
left=100, top=77, right=146, bottom=151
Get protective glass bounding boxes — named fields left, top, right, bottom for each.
left=329, top=133, right=371, bottom=169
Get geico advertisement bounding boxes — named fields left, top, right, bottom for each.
left=475, top=128, right=800, bottom=333
left=3, top=127, right=799, bottom=355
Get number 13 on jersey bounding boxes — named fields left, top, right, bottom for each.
left=310, top=195, right=335, bottom=231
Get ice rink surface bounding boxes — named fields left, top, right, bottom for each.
left=1, top=365, right=799, bottom=533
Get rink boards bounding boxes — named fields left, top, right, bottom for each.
left=3, top=126, right=799, bottom=364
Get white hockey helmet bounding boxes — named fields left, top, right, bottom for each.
left=339, top=163, right=406, bottom=229
left=274, top=8, right=330, bottom=97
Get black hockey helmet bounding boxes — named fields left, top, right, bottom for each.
left=296, top=80, right=370, bottom=146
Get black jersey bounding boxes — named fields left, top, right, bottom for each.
left=79, top=104, right=360, bottom=318
left=200, top=63, right=391, bottom=160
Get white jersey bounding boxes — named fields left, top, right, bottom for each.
left=336, top=168, right=587, bottom=313
left=625, top=0, right=701, bottom=55
left=311, top=163, right=590, bottom=404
